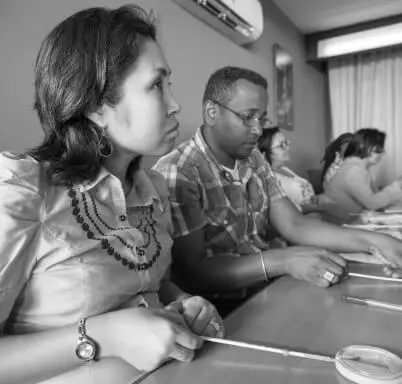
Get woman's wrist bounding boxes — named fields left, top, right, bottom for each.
left=309, top=195, right=320, bottom=206
left=172, top=292, right=192, bottom=304
left=85, top=313, right=114, bottom=360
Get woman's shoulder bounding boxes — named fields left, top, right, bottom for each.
left=0, top=151, right=44, bottom=195
left=339, top=157, right=367, bottom=175
left=280, top=166, right=298, bottom=176
left=275, top=166, right=299, bottom=181
left=342, top=156, right=365, bottom=168
left=333, top=157, right=369, bottom=187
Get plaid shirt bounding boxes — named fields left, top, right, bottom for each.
left=153, top=127, right=286, bottom=259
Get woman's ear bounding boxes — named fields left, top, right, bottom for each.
left=87, top=105, right=106, bottom=127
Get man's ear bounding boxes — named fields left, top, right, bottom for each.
left=87, top=105, right=106, bottom=128
left=203, top=100, right=218, bottom=126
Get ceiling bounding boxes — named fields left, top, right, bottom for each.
left=272, top=0, right=402, bottom=34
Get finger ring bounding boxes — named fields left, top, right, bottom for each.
left=209, top=318, right=221, bottom=332
left=323, top=270, right=336, bottom=282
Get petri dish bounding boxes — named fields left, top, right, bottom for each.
left=335, top=345, right=402, bottom=384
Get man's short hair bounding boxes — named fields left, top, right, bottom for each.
left=202, top=66, right=268, bottom=105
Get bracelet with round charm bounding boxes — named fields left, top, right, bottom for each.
left=75, top=317, right=98, bottom=363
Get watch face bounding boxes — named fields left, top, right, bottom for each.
left=76, top=339, right=96, bottom=361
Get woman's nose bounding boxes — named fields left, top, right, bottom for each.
left=166, top=87, right=181, bottom=116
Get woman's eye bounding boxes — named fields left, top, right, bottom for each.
left=153, top=79, right=163, bottom=91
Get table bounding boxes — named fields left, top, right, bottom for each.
left=139, top=263, right=402, bottom=384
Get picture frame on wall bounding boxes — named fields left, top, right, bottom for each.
left=273, top=44, right=294, bottom=130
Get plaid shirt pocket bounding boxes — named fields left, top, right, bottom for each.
left=205, top=205, right=239, bottom=253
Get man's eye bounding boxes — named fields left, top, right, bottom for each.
left=246, top=114, right=257, bottom=120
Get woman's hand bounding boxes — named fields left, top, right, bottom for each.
left=104, top=307, right=203, bottom=372
left=317, top=194, right=336, bottom=207
left=368, top=238, right=402, bottom=277
left=165, top=296, right=225, bottom=338
left=282, top=246, right=347, bottom=287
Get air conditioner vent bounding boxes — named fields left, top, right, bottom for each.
left=172, top=0, right=264, bottom=45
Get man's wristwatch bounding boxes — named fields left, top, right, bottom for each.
left=75, top=317, right=98, bottom=362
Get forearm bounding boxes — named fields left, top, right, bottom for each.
left=0, top=314, right=112, bottom=384
left=346, top=171, right=401, bottom=210
left=172, top=250, right=287, bottom=294
left=301, top=202, right=320, bottom=214
left=280, top=215, right=373, bottom=253
left=301, top=195, right=329, bottom=214
left=363, top=188, right=400, bottom=210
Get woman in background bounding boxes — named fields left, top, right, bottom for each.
left=0, top=5, right=223, bottom=384
left=324, top=128, right=402, bottom=216
left=258, top=127, right=335, bottom=215
left=321, top=132, right=354, bottom=189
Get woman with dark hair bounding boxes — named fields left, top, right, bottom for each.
left=258, top=127, right=335, bottom=216
left=321, top=132, right=354, bottom=188
left=0, top=5, right=222, bottom=383
left=324, top=128, right=402, bottom=215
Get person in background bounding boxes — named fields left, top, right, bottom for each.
left=323, top=128, right=402, bottom=217
left=258, top=127, right=335, bottom=215
left=154, top=66, right=402, bottom=316
left=0, top=6, right=223, bottom=384
left=321, top=132, right=354, bottom=189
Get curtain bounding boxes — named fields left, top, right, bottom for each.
left=328, top=47, right=402, bottom=185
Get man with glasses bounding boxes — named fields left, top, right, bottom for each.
left=154, top=66, right=402, bottom=316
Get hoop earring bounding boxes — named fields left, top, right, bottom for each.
left=99, top=127, right=113, bottom=158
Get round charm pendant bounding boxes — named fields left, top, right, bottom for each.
left=75, top=335, right=97, bottom=362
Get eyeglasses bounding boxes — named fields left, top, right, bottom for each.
left=272, top=139, right=290, bottom=150
left=211, top=100, right=272, bottom=129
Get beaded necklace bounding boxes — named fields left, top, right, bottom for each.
left=66, top=183, right=162, bottom=271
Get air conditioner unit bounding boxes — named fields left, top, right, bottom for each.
left=171, top=0, right=264, bottom=45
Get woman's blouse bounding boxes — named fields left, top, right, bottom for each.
left=274, top=166, right=315, bottom=210
left=0, top=152, right=172, bottom=335
left=323, top=156, right=402, bottom=214
left=323, top=154, right=343, bottom=189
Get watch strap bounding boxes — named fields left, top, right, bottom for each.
left=78, top=318, right=87, bottom=340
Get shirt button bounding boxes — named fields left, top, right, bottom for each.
left=119, top=215, right=127, bottom=222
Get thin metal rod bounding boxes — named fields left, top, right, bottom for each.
left=349, top=272, right=402, bottom=282
left=201, top=336, right=335, bottom=363
left=344, top=224, right=402, bottom=230
left=384, top=208, right=402, bottom=214
left=343, top=295, right=402, bottom=313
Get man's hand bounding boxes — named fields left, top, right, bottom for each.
left=281, top=246, right=347, bottom=287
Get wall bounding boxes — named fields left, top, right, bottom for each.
left=0, top=0, right=329, bottom=175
